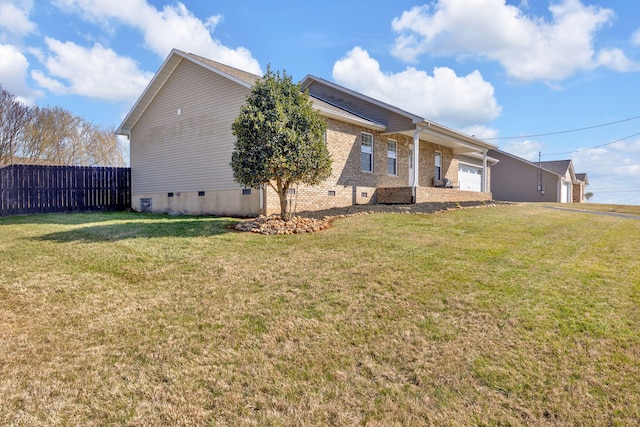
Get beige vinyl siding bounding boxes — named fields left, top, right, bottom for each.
left=130, top=58, right=250, bottom=195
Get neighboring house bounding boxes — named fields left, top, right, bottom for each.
left=488, top=149, right=588, bottom=203
left=117, top=49, right=498, bottom=216
left=573, top=173, right=589, bottom=203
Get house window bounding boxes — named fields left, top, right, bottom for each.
left=387, top=139, right=397, bottom=175
left=361, top=132, right=373, bottom=172
left=198, top=191, right=205, bottom=197
left=242, top=189, right=251, bottom=195
left=435, top=151, right=442, bottom=181
left=328, top=190, right=336, bottom=197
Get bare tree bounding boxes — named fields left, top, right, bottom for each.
left=21, top=106, right=77, bottom=164
left=85, top=126, right=126, bottom=167
left=0, top=85, right=32, bottom=165
left=18, top=101, right=126, bottom=167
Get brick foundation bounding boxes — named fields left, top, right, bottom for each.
left=377, top=187, right=413, bottom=204
left=415, top=187, right=492, bottom=203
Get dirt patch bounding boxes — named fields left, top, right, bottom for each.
left=234, top=201, right=502, bottom=234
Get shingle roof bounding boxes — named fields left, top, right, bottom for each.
left=185, top=52, right=261, bottom=86
left=309, top=95, right=386, bottom=130
left=488, top=149, right=563, bottom=176
left=575, top=173, right=589, bottom=185
left=539, top=160, right=572, bottom=176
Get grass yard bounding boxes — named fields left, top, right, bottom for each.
left=1, top=204, right=639, bottom=425
left=538, top=202, right=640, bottom=216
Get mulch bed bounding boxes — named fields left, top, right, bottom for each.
left=234, top=201, right=501, bottom=234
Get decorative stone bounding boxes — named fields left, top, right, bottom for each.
left=233, top=201, right=503, bottom=234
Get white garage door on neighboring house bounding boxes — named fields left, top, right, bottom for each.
left=458, top=164, right=483, bottom=192
left=561, top=181, right=571, bottom=203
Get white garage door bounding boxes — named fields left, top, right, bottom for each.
left=458, top=164, right=483, bottom=192
left=561, top=181, right=571, bottom=203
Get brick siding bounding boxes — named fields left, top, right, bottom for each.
left=263, top=118, right=489, bottom=215
left=415, top=187, right=492, bottom=203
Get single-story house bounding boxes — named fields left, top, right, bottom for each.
left=488, top=149, right=588, bottom=203
left=117, top=49, right=498, bottom=216
left=573, top=173, right=589, bottom=203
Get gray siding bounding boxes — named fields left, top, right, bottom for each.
left=489, top=150, right=560, bottom=202
left=130, top=58, right=250, bottom=195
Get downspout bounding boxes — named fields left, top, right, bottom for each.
left=413, top=128, right=420, bottom=203
left=259, top=184, right=264, bottom=211
left=482, top=150, right=488, bottom=192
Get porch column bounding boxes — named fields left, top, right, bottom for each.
left=413, top=128, right=420, bottom=202
left=482, top=150, right=488, bottom=192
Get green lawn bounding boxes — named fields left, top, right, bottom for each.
left=541, top=202, right=640, bottom=216
left=1, top=205, right=639, bottom=426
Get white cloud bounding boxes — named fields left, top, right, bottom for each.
left=32, top=38, right=154, bottom=102
left=608, top=139, right=640, bottom=153
left=0, top=0, right=36, bottom=42
left=597, top=48, right=640, bottom=72
left=52, top=0, right=261, bottom=74
left=501, top=140, right=544, bottom=162
left=461, top=125, right=498, bottom=140
left=631, top=29, right=640, bottom=47
left=332, top=47, right=501, bottom=129
left=572, top=140, right=640, bottom=204
left=391, top=0, right=635, bottom=82
left=0, top=43, right=39, bottom=103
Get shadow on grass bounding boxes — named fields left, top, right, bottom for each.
left=33, top=214, right=239, bottom=243
left=1, top=211, right=145, bottom=226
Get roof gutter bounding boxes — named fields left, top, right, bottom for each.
left=415, top=119, right=497, bottom=151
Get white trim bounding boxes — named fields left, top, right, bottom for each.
left=260, top=184, right=264, bottom=209
left=482, top=150, right=487, bottom=192
left=459, top=152, right=499, bottom=165
left=413, top=128, right=421, bottom=192
left=408, top=145, right=414, bottom=187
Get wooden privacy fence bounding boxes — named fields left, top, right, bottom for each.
left=0, top=164, right=131, bottom=216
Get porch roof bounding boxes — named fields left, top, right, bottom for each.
left=392, top=122, right=496, bottom=154
left=300, top=74, right=497, bottom=154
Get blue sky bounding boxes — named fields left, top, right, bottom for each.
left=1, top=0, right=639, bottom=204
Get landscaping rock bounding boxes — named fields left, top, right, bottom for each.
left=233, top=215, right=329, bottom=235
left=234, top=201, right=503, bottom=234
